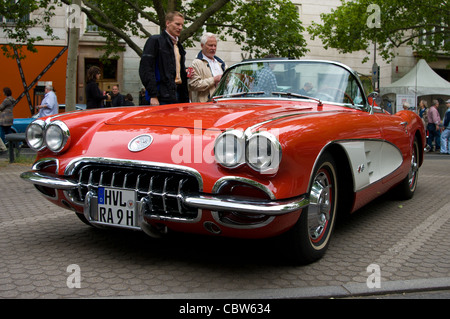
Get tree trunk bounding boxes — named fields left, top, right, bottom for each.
left=65, top=0, right=81, bottom=112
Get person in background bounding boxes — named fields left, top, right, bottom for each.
left=440, top=99, right=450, bottom=155
left=402, top=101, right=410, bottom=110
left=123, top=93, right=135, bottom=106
left=86, top=66, right=110, bottom=109
left=427, top=99, right=442, bottom=152
left=139, top=88, right=147, bottom=105
left=418, top=99, right=428, bottom=127
left=188, top=32, right=226, bottom=103
left=253, top=55, right=278, bottom=96
left=139, top=11, right=189, bottom=106
left=36, top=84, right=58, bottom=117
left=299, top=82, right=314, bottom=96
left=0, top=135, right=6, bottom=154
left=0, top=87, right=15, bottom=144
left=418, top=99, right=430, bottom=151
left=110, top=85, right=125, bottom=107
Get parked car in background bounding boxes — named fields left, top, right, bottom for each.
left=58, top=104, right=87, bottom=112
left=20, top=59, right=425, bottom=264
left=12, top=104, right=86, bottom=134
left=12, top=115, right=38, bottom=134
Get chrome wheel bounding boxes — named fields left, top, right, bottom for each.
left=308, top=172, right=332, bottom=242
left=408, top=142, right=419, bottom=190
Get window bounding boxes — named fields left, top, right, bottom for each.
left=1, top=0, right=30, bottom=25
left=86, top=18, right=99, bottom=33
left=85, top=58, right=118, bottom=81
left=418, top=27, right=450, bottom=50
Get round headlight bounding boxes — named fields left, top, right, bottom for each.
left=26, top=120, right=46, bottom=151
left=246, top=131, right=282, bottom=174
left=44, top=121, right=70, bottom=153
left=214, top=130, right=245, bottom=168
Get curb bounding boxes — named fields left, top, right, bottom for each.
left=113, top=277, right=450, bottom=299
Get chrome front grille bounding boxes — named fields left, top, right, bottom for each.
left=68, top=162, right=201, bottom=220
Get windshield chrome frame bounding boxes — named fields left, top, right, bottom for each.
left=211, top=59, right=369, bottom=111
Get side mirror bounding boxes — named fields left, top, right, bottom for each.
left=367, top=92, right=380, bottom=115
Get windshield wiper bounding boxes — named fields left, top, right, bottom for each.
left=212, top=91, right=266, bottom=101
left=272, top=92, right=323, bottom=106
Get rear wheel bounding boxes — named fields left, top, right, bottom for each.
left=285, top=152, right=338, bottom=264
left=395, top=137, right=419, bottom=200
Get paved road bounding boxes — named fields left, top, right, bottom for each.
left=0, top=152, right=449, bottom=300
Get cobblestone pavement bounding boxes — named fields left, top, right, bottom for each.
left=0, top=152, right=449, bottom=299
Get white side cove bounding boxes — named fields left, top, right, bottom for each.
left=337, top=140, right=403, bottom=192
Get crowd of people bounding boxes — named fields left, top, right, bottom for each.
left=0, top=83, right=61, bottom=153
left=85, top=67, right=135, bottom=109
left=417, top=98, right=450, bottom=154
left=87, top=12, right=226, bottom=108
left=138, top=11, right=226, bottom=106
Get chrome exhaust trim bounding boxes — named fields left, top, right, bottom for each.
left=203, top=221, right=222, bottom=235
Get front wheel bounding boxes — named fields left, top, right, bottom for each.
left=284, top=152, right=338, bottom=264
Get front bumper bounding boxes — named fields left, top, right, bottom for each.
left=20, top=170, right=309, bottom=216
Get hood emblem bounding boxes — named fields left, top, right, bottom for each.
left=128, top=134, right=153, bottom=152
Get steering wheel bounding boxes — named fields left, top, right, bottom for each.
left=231, top=74, right=250, bottom=92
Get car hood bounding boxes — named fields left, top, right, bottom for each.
left=103, top=100, right=321, bottom=131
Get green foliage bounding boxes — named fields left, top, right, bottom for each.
left=0, top=0, right=60, bottom=59
left=308, top=0, right=450, bottom=63
left=232, top=0, right=307, bottom=58
left=1, top=0, right=308, bottom=60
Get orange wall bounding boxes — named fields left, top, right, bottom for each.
left=1, top=45, right=68, bottom=118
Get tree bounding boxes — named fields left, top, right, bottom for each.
left=308, top=0, right=450, bottom=63
left=64, top=0, right=307, bottom=59
left=2, top=0, right=307, bottom=59
left=0, top=0, right=60, bottom=59
left=65, top=0, right=81, bottom=111
left=1, top=0, right=307, bottom=112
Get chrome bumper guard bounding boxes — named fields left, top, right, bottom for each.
left=20, top=170, right=309, bottom=218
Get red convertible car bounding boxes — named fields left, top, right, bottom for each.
left=21, top=59, right=425, bottom=264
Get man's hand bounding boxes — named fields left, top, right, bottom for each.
left=150, top=97, right=160, bottom=106
left=214, top=74, right=222, bottom=85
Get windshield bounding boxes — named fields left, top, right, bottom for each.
left=213, top=60, right=366, bottom=108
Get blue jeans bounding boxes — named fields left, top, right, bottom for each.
left=0, top=126, right=13, bottom=144
left=441, top=129, right=450, bottom=154
left=427, top=123, right=441, bottom=150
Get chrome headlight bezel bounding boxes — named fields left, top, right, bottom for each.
left=246, top=131, right=282, bottom=174
left=44, top=120, right=71, bottom=153
left=25, top=119, right=71, bottom=153
left=214, top=129, right=282, bottom=174
left=25, top=119, right=46, bottom=151
left=214, top=129, right=246, bottom=169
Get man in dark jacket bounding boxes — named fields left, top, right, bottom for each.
left=110, top=85, right=125, bottom=107
left=139, top=11, right=189, bottom=106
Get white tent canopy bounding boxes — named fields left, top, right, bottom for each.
left=381, top=59, right=450, bottom=97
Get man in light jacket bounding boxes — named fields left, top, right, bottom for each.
left=189, top=33, right=226, bottom=103
left=37, top=84, right=58, bottom=117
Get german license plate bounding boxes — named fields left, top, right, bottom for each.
left=97, top=187, right=137, bottom=227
